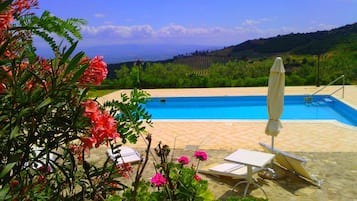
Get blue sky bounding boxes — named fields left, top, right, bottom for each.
left=33, top=0, right=357, bottom=63
left=34, top=0, right=357, bottom=47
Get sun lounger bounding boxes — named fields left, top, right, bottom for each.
left=107, top=146, right=141, bottom=165
left=199, top=162, right=262, bottom=179
left=25, top=146, right=55, bottom=172
left=199, top=149, right=275, bottom=198
left=259, top=142, right=322, bottom=187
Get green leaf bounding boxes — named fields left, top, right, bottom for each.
left=10, top=126, right=19, bottom=139
left=71, top=63, right=88, bottom=83
left=18, top=107, right=32, bottom=118
left=0, top=162, right=16, bottom=179
left=35, top=97, right=51, bottom=111
left=64, top=51, right=85, bottom=76
left=0, top=0, right=12, bottom=12
left=0, top=186, right=11, bottom=200
left=0, top=40, right=10, bottom=56
left=60, top=41, right=78, bottom=66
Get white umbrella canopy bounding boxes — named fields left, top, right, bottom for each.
left=265, top=57, right=285, bottom=151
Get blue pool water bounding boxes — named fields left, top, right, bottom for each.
left=145, top=95, right=357, bottom=126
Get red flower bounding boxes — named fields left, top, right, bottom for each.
left=91, top=110, right=120, bottom=147
left=1, top=66, right=12, bottom=77
left=38, top=165, right=51, bottom=173
left=81, top=100, right=100, bottom=120
left=0, top=11, right=14, bottom=30
left=78, top=56, right=108, bottom=86
left=80, top=137, right=97, bottom=150
left=37, top=175, right=46, bottom=183
left=39, top=58, right=52, bottom=73
left=0, top=83, right=6, bottom=93
left=68, top=144, right=86, bottom=162
left=10, top=180, right=19, bottom=188
left=80, top=100, right=120, bottom=149
left=115, top=163, right=133, bottom=179
left=11, top=0, right=38, bottom=16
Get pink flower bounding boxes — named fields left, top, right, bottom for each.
left=194, top=174, right=202, bottom=181
left=150, top=173, right=167, bottom=187
left=177, top=156, right=190, bottom=165
left=193, top=151, right=208, bottom=161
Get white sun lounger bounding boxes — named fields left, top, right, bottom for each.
left=199, top=149, right=275, bottom=198
left=199, top=162, right=262, bottom=179
left=107, top=146, right=141, bottom=165
left=29, top=146, right=55, bottom=172
left=259, top=142, right=322, bottom=187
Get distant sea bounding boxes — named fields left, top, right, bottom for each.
left=35, top=44, right=222, bottom=64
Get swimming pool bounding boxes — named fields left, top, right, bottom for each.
left=145, top=95, right=357, bottom=126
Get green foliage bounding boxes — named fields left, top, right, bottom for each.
left=18, top=10, right=86, bottom=52
left=104, top=23, right=357, bottom=89
left=117, top=143, right=214, bottom=201
left=104, top=88, right=152, bottom=144
left=120, top=181, right=154, bottom=201
left=107, top=51, right=355, bottom=89
left=0, top=2, right=151, bottom=200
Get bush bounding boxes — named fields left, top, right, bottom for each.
left=0, top=1, right=151, bottom=200
left=0, top=1, right=215, bottom=200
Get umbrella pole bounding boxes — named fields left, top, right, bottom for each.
left=271, top=136, right=275, bottom=167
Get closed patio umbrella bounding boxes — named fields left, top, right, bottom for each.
left=265, top=57, right=285, bottom=151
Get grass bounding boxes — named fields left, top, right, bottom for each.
left=87, top=89, right=117, bottom=98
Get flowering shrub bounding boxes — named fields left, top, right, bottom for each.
left=117, top=143, right=214, bottom=201
left=1, top=1, right=219, bottom=201
left=0, top=1, right=151, bottom=200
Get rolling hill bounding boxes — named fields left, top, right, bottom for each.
left=107, top=22, right=357, bottom=79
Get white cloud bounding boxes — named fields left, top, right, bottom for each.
left=242, top=18, right=272, bottom=26
left=242, top=19, right=260, bottom=26
left=78, top=22, right=305, bottom=46
left=94, top=13, right=105, bottom=18
left=307, top=22, right=335, bottom=32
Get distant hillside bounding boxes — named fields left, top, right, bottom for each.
left=227, top=23, right=357, bottom=56
left=107, top=22, right=357, bottom=78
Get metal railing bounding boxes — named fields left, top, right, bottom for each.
left=304, top=75, right=345, bottom=103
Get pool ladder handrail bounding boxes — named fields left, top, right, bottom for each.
left=305, top=75, right=345, bottom=104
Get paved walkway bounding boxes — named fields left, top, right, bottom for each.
left=98, top=85, right=357, bottom=152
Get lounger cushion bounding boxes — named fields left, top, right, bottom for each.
left=107, top=146, right=141, bottom=164
left=199, top=162, right=262, bottom=179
